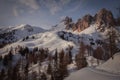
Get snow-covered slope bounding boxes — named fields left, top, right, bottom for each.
left=65, top=67, right=120, bottom=80
left=11, top=24, right=46, bottom=40
left=97, top=53, right=120, bottom=74
left=65, top=53, right=120, bottom=80
left=0, top=23, right=108, bottom=57
left=57, top=24, right=105, bottom=50
left=0, top=24, right=46, bottom=43
left=21, top=31, right=75, bottom=51
left=0, top=31, right=76, bottom=55
left=76, top=24, right=104, bottom=40
left=51, top=22, right=66, bottom=31
left=1, top=22, right=120, bottom=80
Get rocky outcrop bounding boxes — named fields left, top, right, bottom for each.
left=95, top=8, right=115, bottom=27
left=63, top=14, right=93, bottom=32
left=76, top=14, right=93, bottom=32
left=64, top=16, right=72, bottom=25
left=64, top=8, right=116, bottom=32
left=63, top=16, right=73, bottom=30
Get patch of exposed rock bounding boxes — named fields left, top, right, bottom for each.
left=64, top=8, right=116, bottom=32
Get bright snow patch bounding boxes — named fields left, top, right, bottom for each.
left=65, top=53, right=120, bottom=80
left=1, top=31, right=75, bottom=54
left=65, top=67, right=120, bottom=80
left=12, top=24, right=46, bottom=40
left=97, top=53, right=120, bottom=74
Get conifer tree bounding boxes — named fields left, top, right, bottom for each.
left=64, top=51, right=72, bottom=65
left=12, top=66, right=19, bottom=80
left=54, top=49, right=58, bottom=65
left=3, top=55, right=9, bottom=66
left=59, top=49, right=65, bottom=64
left=8, top=50, right=13, bottom=61
left=24, top=62, right=29, bottom=80
left=86, top=45, right=94, bottom=56
left=0, top=69, right=5, bottom=80
left=93, top=46, right=104, bottom=65
left=0, top=55, right=2, bottom=62
left=75, top=42, right=87, bottom=69
left=58, top=62, right=68, bottom=78
left=6, top=68, right=12, bottom=80
left=31, top=71, right=37, bottom=80
left=58, top=49, right=69, bottom=79
left=47, top=63, right=52, bottom=75
left=107, top=27, right=117, bottom=59
left=40, top=73, right=47, bottom=80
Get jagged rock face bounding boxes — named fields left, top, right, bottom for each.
left=63, top=16, right=73, bottom=30
left=64, top=16, right=72, bottom=25
left=72, top=23, right=77, bottom=31
left=76, top=14, right=93, bottom=32
left=64, top=8, right=116, bottom=32
left=95, top=8, right=115, bottom=27
left=63, top=15, right=93, bottom=32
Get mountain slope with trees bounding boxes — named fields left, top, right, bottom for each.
left=0, top=8, right=120, bottom=80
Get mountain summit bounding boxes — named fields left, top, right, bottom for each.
left=64, top=8, right=117, bottom=32
left=95, top=8, right=115, bottom=27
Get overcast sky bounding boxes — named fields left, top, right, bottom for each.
left=0, top=0, right=120, bottom=29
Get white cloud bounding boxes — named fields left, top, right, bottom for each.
left=60, top=16, right=66, bottom=20
left=12, top=0, right=40, bottom=17
left=19, top=0, right=40, bottom=10
left=66, top=0, right=84, bottom=13
left=40, top=0, right=62, bottom=15
left=13, top=6, right=26, bottom=17
left=47, top=0, right=61, bottom=15
left=9, top=0, right=83, bottom=17
left=67, top=4, right=81, bottom=13
left=13, top=7, right=19, bottom=17
left=50, top=5, right=61, bottom=15
left=60, top=0, right=71, bottom=5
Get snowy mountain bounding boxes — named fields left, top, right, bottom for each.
left=0, top=22, right=109, bottom=55
left=1, top=31, right=75, bottom=53
left=0, top=24, right=46, bottom=47
left=0, top=8, right=120, bottom=80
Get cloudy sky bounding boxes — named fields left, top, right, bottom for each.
left=0, top=0, right=120, bottom=29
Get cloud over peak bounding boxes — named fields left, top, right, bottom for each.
left=19, top=0, right=40, bottom=10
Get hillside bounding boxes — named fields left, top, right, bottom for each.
left=0, top=24, right=46, bottom=48
left=65, top=53, right=120, bottom=80
left=97, top=53, right=120, bottom=74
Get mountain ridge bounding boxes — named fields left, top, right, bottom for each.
left=63, top=8, right=118, bottom=32
left=0, top=8, right=120, bottom=80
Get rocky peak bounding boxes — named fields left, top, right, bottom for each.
left=64, top=16, right=72, bottom=25
left=63, top=16, right=73, bottom=30
left=76, top=14, right=93, bottom=32
left=95, top=8, right=115, bottom=27
left=64, top=8, right=116, bottom=32
left=83, top=14, right=93, bottom=22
